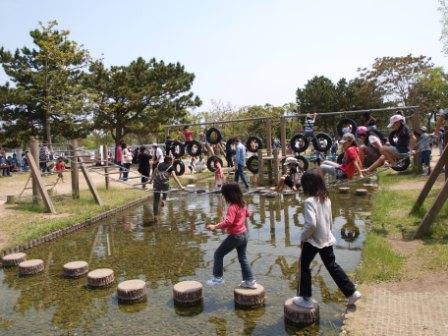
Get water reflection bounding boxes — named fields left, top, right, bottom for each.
left=0, top=187, right=371, bottom=335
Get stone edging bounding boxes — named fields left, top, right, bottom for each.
left=0, top=196, right=150, bottom=258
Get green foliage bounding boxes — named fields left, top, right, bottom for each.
left=0, top=21, right=92, bottom=147
left=85, top=57, right=202, bottom=144
left=408, top=67, right=448, bottom=113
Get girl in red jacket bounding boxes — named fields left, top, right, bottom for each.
left=206, top=182, right=257, bottom=289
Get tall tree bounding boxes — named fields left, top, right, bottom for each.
left=358, top=54, right=433, bottom=105
left=408, top=67, right=448, bottom=113
left=0, top=21, right=92, bottom=147
left=85, top=58, right=201, bottom=144
left=296, top=76, right=337, bottom=114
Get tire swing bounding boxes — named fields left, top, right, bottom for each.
left=171, top=141, right=185, bottom=159
left=246, top=136, right=263, bottom=153
left=289, top=133, right=309, bottom=153
left=340, top=224, right=360, bottom=243
left=172, top=159, right=185, bottom=176
left=186, top=140, right=203, bottom=157
left=246, top=156, right=259, bottom=174
left=225, top=138, right=238, bottom=156
left=205, top=127, right=223, bottom=145
left=206, top=155, right=224, bottom=173
left=337, top=118, right=357, bottom=137
left=313, top=133, right=333, bottom=152
left=388, top=130, right=411, bottom=172
left=280, top=155, right=309, bottom=172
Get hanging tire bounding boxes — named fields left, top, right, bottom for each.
left=171, top=141, right=185, bottom=159
left=337, top=153, right=344, bottom=164
left=186, top=140, right=203, bottom=157
left=206, top=127, right=222, bottom=145
left=340, top=224, right=360, bottom=243
left=225, top=138, right=238, bottom=156
left=172, top=159, right=185, bottom=176
left=391, top=156, right=410, bottom=171
left=206, top=155, right=223, bottom=172
left=289, top=133, right=309, bottom=153
left=246, top=156, right=259, bottom=174
left=314, top=133, right=332, bottom=152
left=337, top=118, right=357, bottom=137
left=246, top=136, right=263, bottom=153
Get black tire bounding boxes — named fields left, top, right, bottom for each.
left=391, top=156, right=410, bottom=171
left=246, top=155, right=259, bottom=174
left=186, top=140, right=203, bottom=157
left=172, top=159, right=185, bottom=176
left=206, top=127, right=222, bottom=145
left=337, top=118, right=357, bottom=137
left=289, top=133, right=309, bottom=153
left=336, top=153, right=344, bottom=164
left=171, top=141, right=185, bottom=159
left=340, top=224, right=360, bottom=243
left=206, top=155, right=223, bottom=173
left=225, top=138, right=238, bottom=156
left=314, top=132, right=332, bottom=152
left=246, top=136, right=263, bottom=153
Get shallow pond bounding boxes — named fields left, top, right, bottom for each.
left=0, top=186, right=372, bottom=335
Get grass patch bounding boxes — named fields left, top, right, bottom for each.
left=356, top=233, right=405, bottom=283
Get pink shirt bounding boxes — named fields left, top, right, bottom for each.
left=116, top=145, right=123, bottom=163
left=214, top=165, right=224, bottom=180
left=217, top=204, right=249, bottom=235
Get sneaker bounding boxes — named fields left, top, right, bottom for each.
left=206, top=277, right=225, bottom=286
left=348, top=290, right=362, bottom=305
left=292, top=296, right=314, bottom=309
left=240, top=280, right=257, bottom=289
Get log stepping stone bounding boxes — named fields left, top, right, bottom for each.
left=87, top=268, right=114, bottom=288
left=338, top=187, right=350, bottom=194
left=19, top=259, right=44, bottom=276
left=173, top=280, right=203, bottom=306
left=2, top=252, right=27, bottom=267
left=234, top=284, right=265, bottom=308
left=63, top=261, right=89, bottom=278
left=284, top=297, right=319, bottom=326
left=355, top=188, right=368, bottom=196
left=117, top=279, right=147, bottom=303
left=283, top=190, right=295, bottom=196
left=363, top=183, right=376, bottom=189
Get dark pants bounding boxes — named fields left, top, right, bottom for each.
left=234, top=164, right=249, bottom=189
left=39, top=161, right=50, bottom=174
left=299, top=242, right=355, bottom=298
left=122, top=163, right=131, bottom=180
left=213, top=232, right=254, bottom=281
left=153, top=188, right=168, bottom=215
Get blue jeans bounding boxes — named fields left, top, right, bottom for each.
left=213, top=232, right=254, bottom=281
left=234, top=164, right=249, bottom=189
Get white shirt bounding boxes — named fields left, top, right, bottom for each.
left=122, top=148, right=133, bottom=164
left=300, top=196, right=336, bottom=249
left=154, top=147, right=164, bottom=163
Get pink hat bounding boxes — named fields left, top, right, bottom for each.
left=387, top=114, right=405, bottom=128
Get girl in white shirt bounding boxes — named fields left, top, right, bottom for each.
left=293, top=170, right=361, bottom=309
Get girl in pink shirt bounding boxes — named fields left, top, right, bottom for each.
left=206, top=182, right=257, bottom=289
left=214, top=161, right=225, bottom=190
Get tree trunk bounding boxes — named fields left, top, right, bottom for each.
left=43, top=111, right=53, bottom=151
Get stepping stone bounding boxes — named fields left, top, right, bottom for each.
left=63, top=261, right=89, bottom=278
left=283, top=190, right=295, bottom=196
left=234, top=284, right=265, bottom=308
left=2, top=252, right=27, bottom=267
left=338, top=187, right=350, bottom=194
left=117, top=279, right=147, bottom=303
left=363, top=183, right=376, bottom=189
left=19, top=259, right=44, bottom=276
left=87, top=268, right=114, bottom=288
left=355, top=188, right=368, bottom=196
left=284, top=297, right=319, bottom=326
left=173, top=280, right=203, bottom=306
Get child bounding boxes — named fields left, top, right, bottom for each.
left=206, top=182, right=257, bottom=289
left=214, top=160, right=225, bottom=190
left=293, top=170, right=361, bottom=308
left=276, top=157, right=303, bottom=192
left=414, top=126, right=432, bottom=175
left=55, top=157, right=66, bottom=183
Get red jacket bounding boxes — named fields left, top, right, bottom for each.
left=217, top=204, right=249, bottom=235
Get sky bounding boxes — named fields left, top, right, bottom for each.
left=0, top=0, right=446, bottom=111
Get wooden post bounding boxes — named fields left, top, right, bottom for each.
left=272, top=148, right=279, bottom=186
left=29, top=137, right=40, bottom=204
left=265, top=119, right=272, bottom=156
left=69, top=139, right=80, bottom=199
left=257, top=149, right=264, bottom=186
left=103, top=145, right=109, bottom=190
left=26, top=151, right=56, bottom=214
left=412, top=142, right=448, bottom=211
left=280, top=117, right=287, bottom=158
left=79, top=157, right=103, bottom=206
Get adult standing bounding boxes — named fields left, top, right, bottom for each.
left=115, top=141, right=123, bottom=180
left=151, top=144, right=164, bottom=171
left=122, top=143, right=133, bottom=181
left=234, top=137, right=249, bottom=190
left=138, top=146, right=151, bottom=189
left=39, top=142, right=51, bottom=174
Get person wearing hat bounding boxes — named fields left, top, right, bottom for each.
left=355, top=126, right=383, bottom=168
left=362, top=114, right=416, bottom=174
left=414, top=126, right=432, bottom=175
left=275, top=157, right=304, bottom=192
left=319, top=133, right=364, bottom=180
